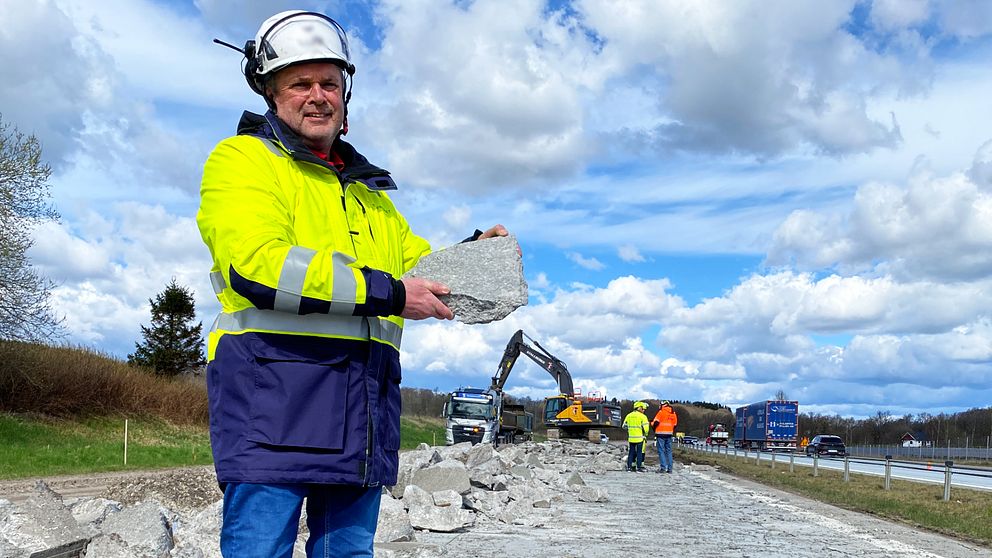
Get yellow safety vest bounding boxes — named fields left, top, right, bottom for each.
left=622, top=410, right=649, bottom=443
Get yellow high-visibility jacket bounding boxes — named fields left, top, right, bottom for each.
left=198, top=113, right=430, bottom=360
left=622, top=410, right=650, bottom=443
left=197, top=110, right=431, bottom=487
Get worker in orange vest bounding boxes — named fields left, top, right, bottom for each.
left=651, top=401, right=678, bottom=473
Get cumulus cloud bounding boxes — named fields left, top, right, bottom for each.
left=767, top=146, right=992, bottom=281
left=0, top=1, right=106, bottom=165
left=356, top=0, right=594, bottom=192
left=656, top=142, right=992, bottom=412
left=401, top=275, right=683, bottom=400
left=581, top=0, right=914, bottom=157
left=29, top=203, right=216, bottom=356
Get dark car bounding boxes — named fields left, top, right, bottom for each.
left=805, top=435, right=847, bottom=457
left=681, top=436, right=699, bottom=445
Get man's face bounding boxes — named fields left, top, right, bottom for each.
left=269, top=62, right=345, bottom=154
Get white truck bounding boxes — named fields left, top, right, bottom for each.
left=442, top=387, right=533, bottom=446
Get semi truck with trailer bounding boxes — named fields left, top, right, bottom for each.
left=733, top=400, right=799, bottom=451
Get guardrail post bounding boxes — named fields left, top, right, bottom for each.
left=771, top=451, right=776, bottom=469
left=843, top=456, right=850, bottom=482
left=884, top=455, right=892, bottom=490
left=789, top=452, right=794, bottom=473
left=813, top=454, right=819, bottom=477
left=943, top=460, right=953, bottom=501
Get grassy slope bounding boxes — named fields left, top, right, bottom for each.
left=0, top=413, right=446, bottom=480
left=0, top=339, right=447, bottom=480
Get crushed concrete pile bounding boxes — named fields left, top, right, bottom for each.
left=0, top=440, right=625, bottom=557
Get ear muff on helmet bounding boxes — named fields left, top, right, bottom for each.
left=243, top=39, right=263, bottom=96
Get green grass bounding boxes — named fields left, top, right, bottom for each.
left=680, top=447, right=992, bottom=546
left=0, top=413, right=448, bottom=480
left=0, top=414, right=212, bottom=479
left=399, top=415, right=446, bottom=448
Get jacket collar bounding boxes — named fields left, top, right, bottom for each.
left=236, top=110, right=397, bottom=190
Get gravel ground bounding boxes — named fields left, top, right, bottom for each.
left=412, top=463, right=990, bottom=558
left=1, top=461, right=989, bottom=557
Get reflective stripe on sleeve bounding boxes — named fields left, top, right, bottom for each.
left=209, top=271, right=227, bottom=295
left=273, top=246, right=317, bottom=313
left=272, top=248, right=360, bottom=315
left=329, top=252, right=358, bottom=314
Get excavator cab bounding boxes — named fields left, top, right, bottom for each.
left=544, top=395, right=570, bottom=423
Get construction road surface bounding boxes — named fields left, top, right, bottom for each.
left=409, top=463, right=989, bottom=558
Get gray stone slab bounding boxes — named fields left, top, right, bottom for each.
left=404, top=235, right=527, bottom=324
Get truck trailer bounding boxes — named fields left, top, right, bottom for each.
left=733, top=400, right=799, bottom=451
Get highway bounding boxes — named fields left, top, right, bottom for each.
left=688, top=445, right=992, bottom=492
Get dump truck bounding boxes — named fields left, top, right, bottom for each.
left=733, top=400, right=799, bottom=451
left=442, top=387, right=534, bottom=446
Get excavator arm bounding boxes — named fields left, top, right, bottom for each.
left=491, top=330, right=574, bottom=396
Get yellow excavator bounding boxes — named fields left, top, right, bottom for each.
left=492, top=330, right=622, bottom=441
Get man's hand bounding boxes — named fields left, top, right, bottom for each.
left=400, top=277, right=454, bottom=320
left=478, top=224, right=509, bottom=239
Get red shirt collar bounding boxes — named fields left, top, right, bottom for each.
left=310, top=148, right=346, bottom=171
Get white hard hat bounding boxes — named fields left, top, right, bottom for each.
left=246, top=11, right=354, bottom=95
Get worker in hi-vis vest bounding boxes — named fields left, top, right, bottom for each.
left=622, top=401, right=650, bottom=471
left=652, top=400, right=678, bottom=473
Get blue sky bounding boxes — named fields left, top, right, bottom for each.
left=4, top=0, right=992, bottom=419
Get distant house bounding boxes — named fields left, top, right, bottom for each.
left=901, top=431, right=930, bottom=447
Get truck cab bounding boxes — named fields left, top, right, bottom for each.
left=442, top=388, right=498, bottom=445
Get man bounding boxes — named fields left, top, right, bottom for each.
left=198, top=11, right=507, bottom=557
left=622, top=401, right=650, bottom=472
left=652, top=400, right=678, bottom=473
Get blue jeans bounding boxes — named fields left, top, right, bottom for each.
left=656, top=435, right=673, bottom=472
left=221, top=483, right=382, bottom=557
left=626, top=441, right=645, bottom=470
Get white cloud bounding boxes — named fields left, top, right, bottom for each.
left=579, top=0, right=914, bottom=156
left=870, top=0, right=930, bottom=32
left=618, top=244, right=645, bottom=263
left=767, top=146, right=992, bottom=281
left=566, top=251, right=605, bottom=270
left=28, top=203, right=216, bottom=356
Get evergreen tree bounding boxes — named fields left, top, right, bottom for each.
left=128, top=279, right=205, bottom=376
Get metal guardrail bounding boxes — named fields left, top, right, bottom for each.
left=848, top=444, right=992, bottom=461
left=683, top=443, right=992, bottom=501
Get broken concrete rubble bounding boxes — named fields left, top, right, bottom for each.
left=0, top=439, right=623, bottom=557
left=403, top=234, right=527, bottom=324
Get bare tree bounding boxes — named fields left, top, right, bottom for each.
left=0, top=116, right=63, bottom=342
left=774, top=388, right=788, bottom=400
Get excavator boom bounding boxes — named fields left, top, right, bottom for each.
left=490, top=330, right=620, bottom=440
left=491, top=330, right=573, bottom=396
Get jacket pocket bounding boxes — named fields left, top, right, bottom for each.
left=247, top=342, right=350, bottom=450
left=380, top=358, right=402, bottom=451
